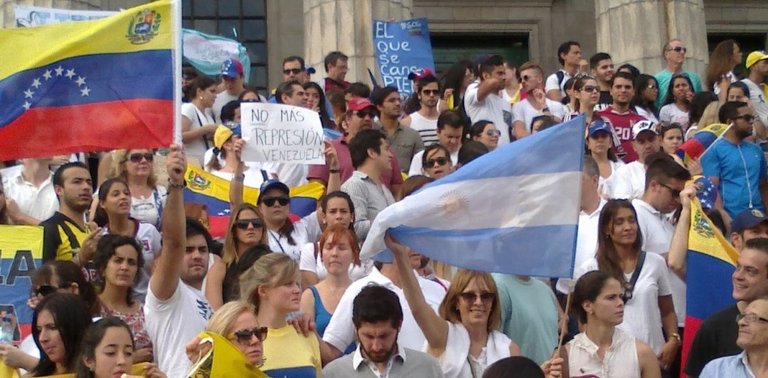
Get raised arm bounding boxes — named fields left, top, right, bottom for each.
left=204, top=259, right=226, bottom=310
left=229, top=139, right=246, bottom=209
left=385, top=233, right=449, bottom=354
left=149, top=144, right=187, bottom=301
left=667, top=182, right=695, bottom=277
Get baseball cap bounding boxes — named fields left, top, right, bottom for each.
left=631, top=120, right=658, bottom=140
left=746, top=51, right=768, bottom=69
left=407, top=68, right=435, bottom=81
left=220, top=58, right=244, bottom=79
left=258, top=179, right=290, bottom=204
left=347, top=97, right=377, bottom=112
left=732, top=208, right=768, bottom=233
left=305, top=66, right=316, bottom=74
left=587, top=119, right=612, bottom=137
left=213, top=125, right=241, bottom=149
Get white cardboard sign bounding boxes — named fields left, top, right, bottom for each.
left=240, top=103, right=325, bottom=164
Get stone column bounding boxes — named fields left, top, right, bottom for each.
left=595, top=0, right=708, bottom=77
left=304, top=0, right=413, bottom=84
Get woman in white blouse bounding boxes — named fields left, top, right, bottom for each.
left=181, top=76, right=218, bottom=165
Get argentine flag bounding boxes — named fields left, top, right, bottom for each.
left=360, top=116, right=586, bottom=277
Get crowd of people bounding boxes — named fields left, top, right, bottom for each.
left=2, top=35, right=768, bottom=378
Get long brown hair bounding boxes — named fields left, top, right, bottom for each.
left=595, top=199, right=643, bottom=283
left=705, top=39, right=738, bottom=89
left=222, top=204, right=266, bottom=265
left=437, top=270, right=501, bottom=332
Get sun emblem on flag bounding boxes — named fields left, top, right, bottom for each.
left=437, top=189, right=470, bottom=215
left=187, top=172, right=211, bottom=191
left=21, top=65, right=90, bottom=111
left=126, top=9, right=161, bottom=45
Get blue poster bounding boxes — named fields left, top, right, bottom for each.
left=373, top=18, right=435, bottom=94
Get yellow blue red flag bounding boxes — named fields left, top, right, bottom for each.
left=0, top=225, right=43, bottom=341
left=0, top=1, right=176, bottom=160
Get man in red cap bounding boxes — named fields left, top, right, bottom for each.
left=307, top=97, right=402, bottom=196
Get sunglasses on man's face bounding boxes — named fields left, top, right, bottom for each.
left=355, top=110, right=376, bottom=119
left=736, top=114, right=756, bottom=123
left=234, top=218, right=264, bottom=230
left=128, top=153, right=154, bottom=163
left=425, top=157, right=449, bottom=167
left=283, top=68, right=302, bottom=75
left=670, top=46, right=687, bottom=53
left=261, top=196, right=290, bottom=207
left=421, top=89, right=440, bottom=96
left=233, top=326, right=268, bottom=345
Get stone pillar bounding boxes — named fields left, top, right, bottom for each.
left=304, top=0, right=413, bottom=84
left=595, top=0, right=708, bottom=77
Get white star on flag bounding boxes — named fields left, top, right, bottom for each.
left=42, top=70, right=52, bottom=80
left=65, top=69, right=76, bottom=79
left=80, top=87, right=91, bottom=97
left=75, top=76, right=86, bottom=87
left=22, top=101, right=31, bottom=110
left=31, top=78, right=41, bottom=88
left=54, top=66, right=64, bottom=76
left=24, top=89, right=34, bottom=98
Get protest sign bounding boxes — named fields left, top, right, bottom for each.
left=240, top=103, right=325, bottom=164
left=0, top=226, right=43, bottom=341
left=373, top=18, right=435, bottom=94
left=14, top=4, right=115, bottom=27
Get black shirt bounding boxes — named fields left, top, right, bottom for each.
left=684, top=304, right=741, bottom=377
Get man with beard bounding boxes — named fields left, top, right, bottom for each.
left=322, top=285, right=444, bottom=377
left=372, top=86, right=423, bottom=173
left=41, top=162, right=97, bottom=263
left=401, top=73, right=440, bottom=146
left=702, top=101, right=768, bottom=220
left=596, top=71, right=646, bottom=163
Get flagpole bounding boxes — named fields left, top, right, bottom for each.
left=555, top=289, right=573, bottom=357
left=698, top=123, right=733, bottom=159
left=172, top=0, right=182, bottom=146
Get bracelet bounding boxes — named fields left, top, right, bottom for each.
left=168, top=180, right=187, bottom=191
left=329, top=169, right=340, bottom=174
left=669, top=333, right=681, bottom=343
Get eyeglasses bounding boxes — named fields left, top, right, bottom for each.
left=283, top=68, right=302, bottom=75
left=581, top=85, right=599, bottom=93
left=670, top=46, right=687, bottom=53
left=737, top=313, right=768, bottom=324
left=659, top=182, right=681, bottom=198
left=736, top=114, right=756, bottom=123
left=421, top=89, right=440, bottom=96
left=485, top=129, right=501, bottom=137
left=425, top=157, right=449, bottom=167
left=128, top=153, right=153, bottom=163
left=232, top=327, right=268, bottom=345
left=355, top=110, right=376, bottom=119
left=261, top=196, right=290, bottom=207
left=34, top=284, right=63, bottom=296
left=235, top=218, right=264, bottom=230
left=459, top=292, right=495, bottom=303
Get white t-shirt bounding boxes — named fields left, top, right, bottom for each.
left=4, top=171, right=57, bottom=223
left=102, top=222, right=161, bottom=304
left=181, top=103, right=215, bottom=165
left=742, top=78, right=768, bottom=126
left=512, top=98, right=567, bottom=133
left=407, top=149, right=459, bottom=177
left=129, top=186, right=167, bottom=229
left=212, top=90, right=238, bottom=123
left=434, top=322, right=512, bottom=378
left=556, top=200, right=606, bottom=294
left=145, top=282, right=213, bottom=377
left=464, top=80, right=513, bottom=146
left=598, top=160, right=625, bottom=200
left=659, top=103, right=690, bottom=129
left=635, top=107, right=660, bottom=125
left=322, top=267, right=446, bottom=352
left=576, top=253, right=672, bottom=354
left=633, top=199, right=685, bottom=326
left=298, top=242, right=372, bottom=282
left=266, top=162, right=309, bottom=188
left=266, top=213, right=321, bottom=262
left=544, top=69, right=572, bottom=97
left=610, top=161, right=645, bottom=200
left=408, top=112, right=439, bottom=146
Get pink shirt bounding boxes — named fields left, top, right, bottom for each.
left=307, top=136, right=403, bottom=190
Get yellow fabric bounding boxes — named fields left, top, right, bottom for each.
left=688, top=197, right=739, bottom=266
left=0, top=359, right=21, bottom=378
left=261, top=324, right=321, bottom=377
left=186, top=331, right=268, bottom=378
left=213, top=126, right=234, bottom=149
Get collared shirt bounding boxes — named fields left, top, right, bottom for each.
left=5, top=171, right=57, bottom=223
left=700, top=351, right=756, bottom=378
left=381, top=123, right=424, bottom=173
left=556, top=199, right=606, bottom=294
left=342, top=171, right=396, bottom=240
left=610, top=161, right=646, bottom=200
left=352, top=343, right=407, bottom=378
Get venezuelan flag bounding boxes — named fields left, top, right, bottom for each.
left=676, top=123, right=729, bottom=163
left=0, top=1, right=176, bottom=160
left=680, top=197, right=739, bottom=373
left=0, top=226, right=44, bottom=341
left=183, top=165, right=324, bottom=239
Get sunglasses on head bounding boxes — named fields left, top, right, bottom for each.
left=261, top=196, right=290, bottom=207
left=234, top=218, right=264, bottom=230
left=283, top=68, right=302, bottom=75
left=233, top=326, right=268, bottom=344
left=355, top=110, right=376, bottom=119
left=670, top=46, right=687, bottom=53
left=128, top=153, right=153, bottom=163
left=425, top=157, right=449, bottom=167
left=459, top=292, right=495, bottom=303
left=421, top=89, right=440, bottom=96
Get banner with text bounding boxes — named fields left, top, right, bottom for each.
left=0, top=226, right=43, bottom=341
left=373, top=18, right=435, bottom=94
left=240, top=103, right=325, bottom=164
left=14, top=4, right=116, bottom=27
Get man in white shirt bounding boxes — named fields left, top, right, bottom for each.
left=742, top=51, right=768, bottom=127
left=464, top=54, right=513, bottom=146
left=408, top=111, right=464, bottom=176
left=212, top=58, right=246, bottom=122
left=611, top=120, right=661, bottom=200
left=269, top=80, right=311, bottom=186
left=144, top=145, right=214, bottom=377
left=512, top=62, right=566, bottom=139
left=545, top=41, right=582, bottom=101
left=5, top=158, right=57, bottom=225
left=401, top=73, right=440, bottom=146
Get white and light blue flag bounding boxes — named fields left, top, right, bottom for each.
left=360, top=116, right=586, bottom=277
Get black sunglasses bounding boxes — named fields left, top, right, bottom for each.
left=736, top=114, right=756, bottom=123
left=355, top=110, right=376, bottom=119
left=425, top=157, right=449, bottom=167
left=421, top=89, right=440, bottom=96
left=233, top=326, right=268, bottom=344
left=261, top=196, right=290, bottom=207
left=670, top=46, right=687, bottom=53
left=128, top=153, right=153, bottom=163
left=459, top=292, right=495, bottom=303
left=34, top=284, right=64, bottom=297
left=235, top=218, right=264, bottom=230
left=283, top=68, right=302, bottom=75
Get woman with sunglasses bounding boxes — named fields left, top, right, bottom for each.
left=182, top=76, right=218, bottom=165
left=92, top=178, right=161, bottom=304
left=574, top=199, right=679, bottom=371
left=385, top=235, right=519, bottom=378
left=470, top=120, right=500, bottom=151
left=240, top=253, right=321, bottom=376
left=632, top=74, right=661, bottom=124
left=205, top=301, right=267, bottom=368
left=30, top=293, right=93, bottom=376
left=660, top=74, right=695, bottom=130
left=564, top=75, right=600, bottom=125
left=419, top=144, right=453, bottom=179
left=93, top=235, right=153, bottom=363
left=556, top=270, right=660, bottom=378
left=206, top=203, right=269, bottom=310
left=75, top=317, right=165, bottom=378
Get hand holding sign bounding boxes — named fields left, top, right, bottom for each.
left=240, top=103, right=325, bottom=164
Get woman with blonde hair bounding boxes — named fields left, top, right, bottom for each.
left=205, top=301, right=266, bottom=368
left=385, top=235, right=520, bottom=378
left=206, top=203, right=270, bottom=310
left=239, top=253, right=321, bottom=376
